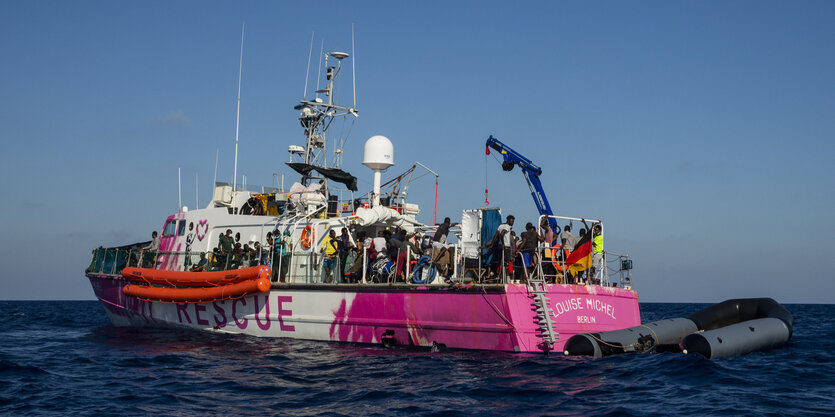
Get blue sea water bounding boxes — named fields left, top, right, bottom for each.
left=0, top=301, right=833, bottom=416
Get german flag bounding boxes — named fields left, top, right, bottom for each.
left=565, top=232, right=592, bottom=274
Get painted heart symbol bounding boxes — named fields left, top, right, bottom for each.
left=196, top=220, right=209, bottom=241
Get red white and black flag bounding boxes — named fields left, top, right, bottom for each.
left=565, top=231, right=593, bottom=274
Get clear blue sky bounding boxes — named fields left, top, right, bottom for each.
left=1, top=1, right=833, bottom=302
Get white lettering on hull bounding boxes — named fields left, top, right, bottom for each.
left=551, top=297, right=617, bottom=321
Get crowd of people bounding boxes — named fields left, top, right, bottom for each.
left=136, top=211, right=605, bottom=285
left=483, top=214, right=605, bottom=284
left=183, top=225, right=431, bottom=284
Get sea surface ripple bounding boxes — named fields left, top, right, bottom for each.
left=0, top=301, right=832, bottom=416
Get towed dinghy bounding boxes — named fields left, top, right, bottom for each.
left=563, top=298, right=793, bottom=359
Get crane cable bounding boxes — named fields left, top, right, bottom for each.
left=433, top=178, right=438, bottom=225
left=484, top=145, right=490, bottom=206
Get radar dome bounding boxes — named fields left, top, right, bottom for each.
left=363, top=135, right=394, bottom=170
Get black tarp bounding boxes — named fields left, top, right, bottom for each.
left=285, top=163, right=358, bottom=191
left=286, top=163, right=316, bottom=176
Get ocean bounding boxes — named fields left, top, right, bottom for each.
left=1, top=301, right=832, bottom=416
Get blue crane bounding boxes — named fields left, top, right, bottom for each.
left=485, top=135, right=558, bottom=231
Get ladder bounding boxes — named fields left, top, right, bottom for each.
left=521, top=256, right=559, bottom=353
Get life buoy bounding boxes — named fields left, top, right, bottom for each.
left=300, top=226, right=313, bottom=249
left=546, top=245, right=569, bottom=272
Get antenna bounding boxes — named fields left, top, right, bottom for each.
left=315, top=39, right=323, bottom=100
left=233, top=21, right=245, bottom=192
left=303, top=32, right=314, bottom=98
left=178, top=167, right=182, bottom=211
left=195, top=172, right=199, bottom=209
left=213, top=148, right=219, bottom=187
left=351, top=24, right=357, bottom=110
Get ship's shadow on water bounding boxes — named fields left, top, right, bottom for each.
left=1, top=301, right=833, bottom=416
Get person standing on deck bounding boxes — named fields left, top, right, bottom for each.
left=540, top=217, right=556, bottom=247
left=591, top=224, right=604, bottom=282
left=337, top=227, right=353, bottom=279
left=560, top=225, right=578, bottom=252
left=218, top=229, right=234, bottom=269
left=274, top=229, right=292, bottom=283
left=431, top=217, right=457, bottom=269
left=518, top=222, right=543, bottom=275
left=320, top=229, right=339, bottom=283
left=484, top=215, right=514, bottom=277
left=432, top=217, right=456, bottom=247
left=141, top=231, right=160, bottom=268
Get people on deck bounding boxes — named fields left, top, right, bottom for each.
left=430, top=218, right=457, bottom=275
left=372, top=231, right=387, bottom=255
left=432, top=217, right=455, bottom=247
left=231, top=243, right=243, bottom=269
left=209, top=247, right=222, bottom=271
left=190, top=253, right=208, bottom=272
left=517, top=222, right=542, bottom=276
left=320, top=229, right=339, bottom=283
left=141, top=231, right=160, bottom=267
left=242, top=244, right=254, bottom=267
left=560, top=225, right=578, bottom=252
left=346, top=241, right=365, bottom=282
left=540, top=217, right=556, bottom=247
left=388, top=231, right=409, bottom=281
left=484, top=214, right=514, bottom=278
left=591, top=224, right=604, bottom=283
left=279, top=229, right=292, bottom=281
left=337, top=228, right=353, bottom=278
left=252, top=241, right=263, bottom=265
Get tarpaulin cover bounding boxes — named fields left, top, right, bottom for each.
left=286, top=163, right=316, bottom=176
left=285, top=163, right=358, bottom=191
left=480, top=208, right=501, bottom=267
left=460, top=210, right=481, bottom=258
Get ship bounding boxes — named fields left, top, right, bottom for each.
left=85, top=36, right=641, bottom=354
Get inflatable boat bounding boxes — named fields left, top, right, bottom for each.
left=121, top=266, right=271, bottom=303
left=563, top=298, right=793, bottom=359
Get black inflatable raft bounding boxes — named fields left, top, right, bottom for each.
left=563, top=298, right=793, bottom=359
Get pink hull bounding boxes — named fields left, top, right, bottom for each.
left=88, top=274, right=640, bottom=353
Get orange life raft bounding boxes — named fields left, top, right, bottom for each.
left=122, top=265, right=269, bottom=287
left=123, top=277, right=270, bottom=303
left=121, top=265, right=271, bottom=303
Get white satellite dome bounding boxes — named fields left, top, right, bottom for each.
left=363, top=135, right=394, bottom=170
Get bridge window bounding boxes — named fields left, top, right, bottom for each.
left=162, top=220, right=177, bottom=237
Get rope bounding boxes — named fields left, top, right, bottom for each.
left=583, top=324, right=660, bottom=352
left=484, top=147, right=489, bottom=206
left=433, top=180, right=438, bottom=225
left=480, top=286, right=518, bottom=333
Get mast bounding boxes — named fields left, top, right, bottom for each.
left=233, top=22, right=245, bottom=191
left=293, top=34, right=359, bottom=185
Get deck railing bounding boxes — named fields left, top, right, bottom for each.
left=86, top=248, right=274, bottom=276
left=87, top=227, right=633, bottom=288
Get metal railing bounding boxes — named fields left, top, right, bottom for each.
left=87, top=219, right=633, bottom=288
left=86, top=247, right=275, bottom=276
